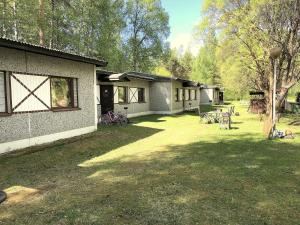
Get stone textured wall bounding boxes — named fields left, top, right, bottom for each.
left=0, top=47, right=96, bottom=144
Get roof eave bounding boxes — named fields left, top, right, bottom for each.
left=0, top=38, right=108, bottom=67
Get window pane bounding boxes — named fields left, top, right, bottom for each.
left=118, top=87, right=126, bottom=103
left=0, top=72, right=6, bottom=112
left=138, top=88, right=144, bottom=102
left=175, top=88, right=179, bottom=101
left=51, top=78, right=72, bottom=108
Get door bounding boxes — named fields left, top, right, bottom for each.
left=219, top=92, right=224, bottom=102
left=100, top=85, right=114, bottom=114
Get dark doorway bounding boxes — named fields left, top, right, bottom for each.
left=219, top=92, right=224, bottom=102
left=100, top=85, right=114, bottom=114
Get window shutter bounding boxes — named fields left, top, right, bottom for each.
left=113, top=86, right=118, bottom=103
left=185, top=89, right=189, bottom=101
left=96, top=84, right=100, bottom=105
left=11, top=73, right=50, bottom=112
left=179, top=89, right=183, bottom=101
left=129, top=88, right=138, bottom=103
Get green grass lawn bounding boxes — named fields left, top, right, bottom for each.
left=0, top=103, right=300, bottom=225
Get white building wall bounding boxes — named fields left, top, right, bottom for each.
left=98, top=79, right=151, bottom=118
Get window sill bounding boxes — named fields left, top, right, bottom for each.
left=51, top=108, right=81, bottom=112
left=0, top=113, right=11, bottom=117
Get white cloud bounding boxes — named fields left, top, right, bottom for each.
left=170, top=33, right=202, bottom=56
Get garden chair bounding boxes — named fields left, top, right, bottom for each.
left=228, top=106, right=235, bottom=116
left=219, top=113, right=231, bottom=130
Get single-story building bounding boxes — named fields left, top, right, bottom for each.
left=96, top=71, right=201, bottom=119
left=200, top=84, right=224, bottom=105
left=0, top=38, right=107, bottom=154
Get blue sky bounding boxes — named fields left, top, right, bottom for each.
left=161, top=0, right=204, bottom=55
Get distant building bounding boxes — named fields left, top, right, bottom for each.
left=200, top=85, right=224, bottom=105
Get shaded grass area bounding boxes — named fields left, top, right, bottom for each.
left=0, top=104, right=300, bottom=225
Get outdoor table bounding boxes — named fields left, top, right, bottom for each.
left=199, top=110, right=223, bottom=123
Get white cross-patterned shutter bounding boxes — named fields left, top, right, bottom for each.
left=185, top=89, right=189, bottom=101
left=96, top=84, right=100, bottom=104
left=129, top=88, right=138, bottom=103
left=0, top=72, right=5, bottom=112
left=11, top=74, right=51, bottom=112
left=113, top=86, right=118, bottom=103
left=179, top=89, right=183, bottom=101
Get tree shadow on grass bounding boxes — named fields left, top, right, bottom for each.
left=1, top=132, right=299, bottom=224
left=77, top=136, right=299, bottom=225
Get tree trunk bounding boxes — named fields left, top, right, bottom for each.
left=13, top=1, right=17, bottom=39
left=263, top=67, right=274, bottom=139
left=2, top=0, right=7, bottom=38
left=49, top=0, right=55, bottom=48
left=39, top=0, right=45, bottom=46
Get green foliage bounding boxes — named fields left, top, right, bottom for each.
left=1, top=104, right=300, bottom=224
left=0, top=0, right=169, bottom=73
left=124, top=0, right=170, bottom=72
left=194, top=0, right=300, bottom=102
left=163, top=48, right=194, bottom=79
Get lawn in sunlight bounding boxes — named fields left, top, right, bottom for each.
left=0, top=103, right=300, bottom=225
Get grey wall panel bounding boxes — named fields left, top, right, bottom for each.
left=149, top=82, right=171, bottom=112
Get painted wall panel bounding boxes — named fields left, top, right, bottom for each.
left=149, top=82, right=171, bottom=112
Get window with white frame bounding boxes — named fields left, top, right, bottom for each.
left=0, top=72, right=6, bottom=113
left=10, top=73, right=79, bottom=113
